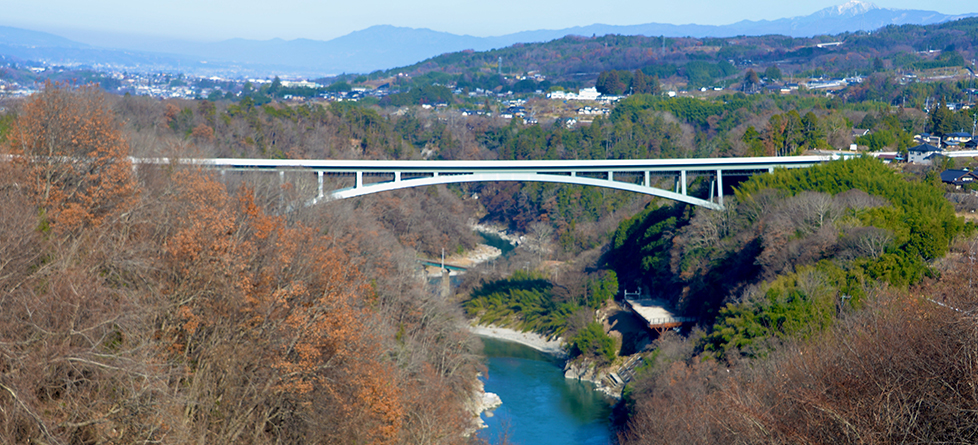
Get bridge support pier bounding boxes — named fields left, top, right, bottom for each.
left=317, top=171, right=324, bottom=199
left=716, top=169, right=724, bottom=208
left=441, top=268, right=451, bottom=299
left=278, top=171, right=285, bottom=207
left=674, top=170, right=689, bottom=195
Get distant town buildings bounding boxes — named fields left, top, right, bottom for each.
left=548, top=87, right=601, bottom=101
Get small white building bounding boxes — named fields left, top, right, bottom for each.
left=547, top=90, right=567, bottom=99
left=548, top=87, right=602, bottom=101
left=577, top=87, right=600, bottom=101
left=908, top=144, right=943, bottom=164
left=281, top=80, right=321, bottom=88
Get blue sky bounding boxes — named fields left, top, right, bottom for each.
left=2, top=0, right=975, bottom=44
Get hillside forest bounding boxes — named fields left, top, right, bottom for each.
left=3, top=17, right=978, bottom=443
left=612, top=158, right=978, bottom=443
left=374, top=17, right=978, bottom=92
left=0, top=85, right=490, bottom=444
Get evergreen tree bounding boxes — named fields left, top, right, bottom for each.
left=596, top=70, right=627, bottom=95
left=631, top=69, right=650, bottom=94
left=743, top=69, right=761, bottom=93
left=801, top=111, right=825, bottom=149
left=269, top=76, right=282, bottom=97
left=928, top=97, right=953, bottom=136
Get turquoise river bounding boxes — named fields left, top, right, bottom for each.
left=477, top=337, right=615, bottom=445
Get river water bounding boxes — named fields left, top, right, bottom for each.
left=478, top=231, right=516, bottom=256
left=477, top=337, right=615, bottom=445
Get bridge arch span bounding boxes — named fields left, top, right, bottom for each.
left=325, top=172, right=722, bottom=209
left=132, top=155, right=839, bottom=210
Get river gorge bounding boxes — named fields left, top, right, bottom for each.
left=477, top=337, right=615, bottom=445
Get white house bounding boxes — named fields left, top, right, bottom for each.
left=908, top=144, right=943, bottom=164
left=549, top=87, right=605, bottom=101
left=577, top=87, right=600, bottom=101
left=547, top=90, right=568, bottom=99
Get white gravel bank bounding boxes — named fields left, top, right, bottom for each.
left=469, top=324, right=567, bottom=358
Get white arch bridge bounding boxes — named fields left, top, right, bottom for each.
left=147, top=155, right=838, bottom=210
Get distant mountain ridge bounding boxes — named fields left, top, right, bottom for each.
left=0, top=25, right=216, bottom=74
left=819, top=0, right=880, bottom=16
left=711, top=0, right=975, bottom=37
left=0, top=26, right=90, bottom=48
left=0, top=1, right=975, bottom=76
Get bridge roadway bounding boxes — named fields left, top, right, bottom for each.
left=137, top=155, right=842, bottom=210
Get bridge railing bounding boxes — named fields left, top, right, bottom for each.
left=645, top=316, right=698, bottom=326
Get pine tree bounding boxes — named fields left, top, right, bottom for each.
left=631, top=69, right=650, bottom=94
left=928, top=97, right=953, bottom=136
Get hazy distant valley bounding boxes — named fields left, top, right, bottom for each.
left=2, top=2, right=978, bottom=444
left=1, top=0, right=975, bottom=76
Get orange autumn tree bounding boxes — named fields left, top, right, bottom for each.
left=0, top=85, right=174, bottom=445
left=0, top=84, right=475, bottom=444
left=7, top=82, right=137, bottom=233
left=159, top=169, right=403, bottom=444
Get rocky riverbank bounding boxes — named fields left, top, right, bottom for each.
left=442, top=243, right=503, bottom=269
left=468, top=323, right=630, bottom=399
left=467, top=377, right=502, bottom=432
left=563, top=358, right=624, bottom=399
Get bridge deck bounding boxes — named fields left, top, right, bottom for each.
left=133, top=155, right=834, bottom=173
left=624, top=298, right=697, bottom=333
left=130, top=155, right=840, bottom=210
left=418, top=259, right=468, bottom=272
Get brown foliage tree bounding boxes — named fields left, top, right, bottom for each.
left=159, top=170, right=407, bottom=444
left=7, top=82, right=137, bottom=234
left=0, top=86, right=175, bottom=445
left=1, top=84, right=486, bottom=445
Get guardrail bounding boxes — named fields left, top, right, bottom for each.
left=645, top=316, right=698, bottom=326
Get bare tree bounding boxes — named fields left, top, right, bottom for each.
left=840, top=226, right=894, bottom=259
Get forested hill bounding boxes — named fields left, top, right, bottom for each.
left=611, top=157, right=978, bottom=443
left=374, top=17, right=978, bottom=88
left=610, top=157, right=964, bottom=336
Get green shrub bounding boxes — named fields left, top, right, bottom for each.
left=569, top=322, right=618, bottom=362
